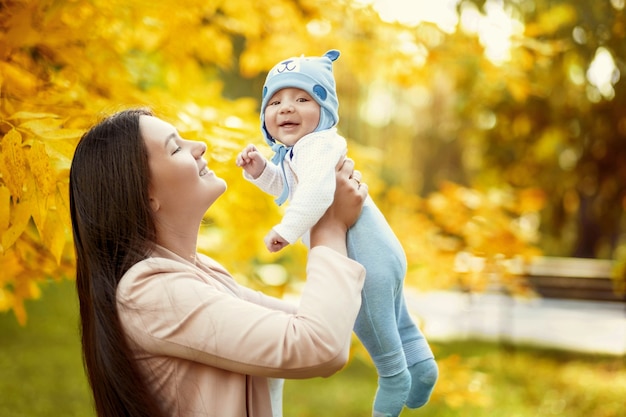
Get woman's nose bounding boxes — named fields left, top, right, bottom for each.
left=192, top=140, right=207, bottom=159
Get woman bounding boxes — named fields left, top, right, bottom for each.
left=69, top=108, right=368, bottom=417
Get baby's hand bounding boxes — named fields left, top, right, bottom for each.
left=236, top=144, right=266, bottom=179
left=264, top=229, right=289, bottom=253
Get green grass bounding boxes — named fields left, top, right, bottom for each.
left=1, top=280, right=624, bottom=417
left=0, top=280, right=92, bottom=417
left=284, top=344, right=626, bottom=417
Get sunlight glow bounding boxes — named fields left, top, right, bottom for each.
left=360, top=83, right=393, bottom=128
left=358, top=0, right=525, bottom=65
left=358, top=0, right=460, bottom=32
left=587, top=47, right=620, bottom=100
left=306, top=19, right=331, bottom=36
left=460, top=0, right=524, bottom=65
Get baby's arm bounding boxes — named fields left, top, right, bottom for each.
left=237, top=144, right=285, bottom=197
left=236, top=144, right=266, bottom=179
left=264, top=229, right=289, bottom=253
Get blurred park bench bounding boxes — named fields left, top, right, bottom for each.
left=524, top=257, right=625, bottom=303
left=408, top=256, right=626, bottom=355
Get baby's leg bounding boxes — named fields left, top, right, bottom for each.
left=396, top=294, right=438, bottom=408
left=348, top=204, right=411, bottom=417
left=354, top=273, right=410, bottom=417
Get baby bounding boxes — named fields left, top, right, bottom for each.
left=236, top=50, right=438, bottom=417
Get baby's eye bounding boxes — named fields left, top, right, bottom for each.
left=296, top=97, right=309, bottom=102
left=171, top=146, right=182, bottom=155
left=268, top=100, right=280, bottom=106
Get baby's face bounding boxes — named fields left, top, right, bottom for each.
left=264, top=87, right=320, bottom=147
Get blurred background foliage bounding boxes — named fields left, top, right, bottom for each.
left=1, top=0, right=625, bottom=415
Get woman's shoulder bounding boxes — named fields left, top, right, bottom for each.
left=117, top=248, right=239, bottom=302
left=117, top=256, right=194, bottom=297
left=123, top=246, right=196, bottom=278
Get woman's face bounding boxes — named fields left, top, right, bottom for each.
left=140, top=116, right=226, bottom=220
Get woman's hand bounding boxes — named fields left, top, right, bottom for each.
left=310, top=157, right=368, bottom=255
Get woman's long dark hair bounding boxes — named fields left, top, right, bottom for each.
left=69, top=108, right=166, bottom=417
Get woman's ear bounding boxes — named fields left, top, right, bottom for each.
left=149, top=196, right=160, bottom=212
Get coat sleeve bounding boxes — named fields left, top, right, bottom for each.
left=117, top=246, right=365, bottom=379
left=237, top=285, right=298, bottom=314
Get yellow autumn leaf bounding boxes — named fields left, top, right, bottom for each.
left=14, top=278, right=42, bottom=301
left=0, top=186, right=10, bottom=233
left=55, top=183, right=72, bottom=234
left=12, top=300, right=28, bottom=326
left=44, top=138, right=77, bottom=171
left=1, top=197, right=31, bottom=251
left=42, top=208, right=68, bottom=265
left=0, top=61, right=41, bottom=97
left=0, top=288, right=15, bottom=312
left=3, top=0, right=40, bottom=48
left=37, top=128, right=85, bottom=141
left=18, top=117, right=64, bottom=135
left=23, top=175, right=51, bottom=237
left=9, top=111, right=60, bottom=120
left=1, top=129, right=26, bottom=200
left=26, top=139, right=57, bottom=196
left=0, top=246, right=23, bottom=281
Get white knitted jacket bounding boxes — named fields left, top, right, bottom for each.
left=245, top=128, right=347, bottom=244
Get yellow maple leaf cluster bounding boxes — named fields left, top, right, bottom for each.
left=0, top=0, right=274, bottom=323
left=0, top=0, right=544, bottom=333
left=0, top=0, right=412, bottom=323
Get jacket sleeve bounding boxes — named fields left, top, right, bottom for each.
left=117, top=246, right=365, bottom=379
left=237, top=285, right=298, bottom=314
left=243, top=160, right=284, bottom=197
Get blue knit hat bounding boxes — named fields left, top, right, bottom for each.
left=260, top=49, right=340, bottom=147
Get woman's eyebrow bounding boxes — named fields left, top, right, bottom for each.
left=163, top=132, right=177, bottom=148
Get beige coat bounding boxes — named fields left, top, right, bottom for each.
left=116, top=245, right=365, bottom=417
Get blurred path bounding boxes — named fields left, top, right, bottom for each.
left=407, top=290, right=626, bottom=355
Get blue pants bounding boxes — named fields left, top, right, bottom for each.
left=347, top=201, right=433, bottom=377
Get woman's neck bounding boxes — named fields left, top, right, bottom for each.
left=155, top=221, right=199, bottom=264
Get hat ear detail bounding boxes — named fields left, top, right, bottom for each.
left=313, top=85, right=327, bottom=101
left=324, top=50, right=340, bottom=62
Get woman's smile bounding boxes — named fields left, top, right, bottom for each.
left=140, top=115, right=227, bottom=218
